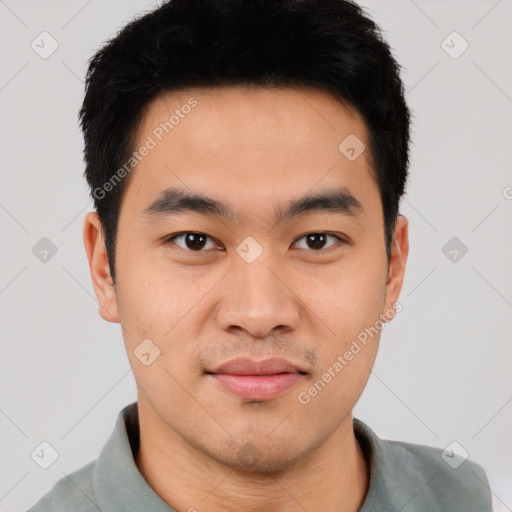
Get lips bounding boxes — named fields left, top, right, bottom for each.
left=208, top=357, right=305, bottom=376
left=206, top=357, right=307, bottom=401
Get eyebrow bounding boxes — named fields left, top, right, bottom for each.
left=142, top=186, right=364, bottom=224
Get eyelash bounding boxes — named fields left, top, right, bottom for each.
left=163, top=232, right=346, bottom=252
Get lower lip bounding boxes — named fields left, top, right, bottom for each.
left=209, top=373, right=305, bottom=401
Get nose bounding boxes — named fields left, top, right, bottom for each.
left=216, top=251, right=300, bottom=339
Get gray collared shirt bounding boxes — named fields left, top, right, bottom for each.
left=28, top=401, right=492, bottom=511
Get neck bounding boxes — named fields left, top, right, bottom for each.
left=134, top=401, right=368, bottom=512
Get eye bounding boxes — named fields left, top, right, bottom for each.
left=164, top=231, right=345, bottom=252
left=165, top=232, right=219, bottom=251
left=292, top=233, right=344, bottom=251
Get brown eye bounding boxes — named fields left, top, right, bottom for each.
left=293, top=233, right=343, bottom=251
left=166, top=232, right=216, bottom=251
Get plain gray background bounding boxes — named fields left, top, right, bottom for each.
left=1, top=0, right=511, bottom=510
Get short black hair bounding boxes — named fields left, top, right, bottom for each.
left=79, top=0, right=412, bottom=284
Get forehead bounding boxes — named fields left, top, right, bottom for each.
left=123, top=85, right=379, bottom=224
left=139, top=85, right=366, bottom=147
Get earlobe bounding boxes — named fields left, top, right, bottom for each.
left=83, top=211, right=120, bottom=323
left=383, top=215, right=409, bottom=320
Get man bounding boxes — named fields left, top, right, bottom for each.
left=28, top=0, right=492, bottom=510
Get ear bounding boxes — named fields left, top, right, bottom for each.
left=83, top=211, right=120, bottom=323
left=383, top=214, right=409, bottom=321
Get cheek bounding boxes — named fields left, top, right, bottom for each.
left=116, top=278, right=201, bottom=409
left=295, top=255, right=386, bottom=399
left=114, top=274, right=192, bottom=372
left=299, top=256, right=387, bottom=337
left=295, top=336, right=379, bottom=437
left=116, top=276, right=173, bottom=331
left=115, top=238, right=205, bottom=332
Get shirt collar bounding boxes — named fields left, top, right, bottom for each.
left=354, top=418, right=444, bottom=511
left=93, top=401, right=175, bottom=511
left=91, top=401, right=432, bottom=511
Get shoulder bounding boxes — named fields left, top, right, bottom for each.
left=389, top=438, right=491, bottom=500
left=27, top=460, right=99, bottom=512
left=354, top=419, right=493, bottom=511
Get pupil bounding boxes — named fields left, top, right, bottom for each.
left=307, top=233, right=326, bottom=250
left=183, top=233, right=328, bottom=251
left=186, top=233, right=206, bottom=250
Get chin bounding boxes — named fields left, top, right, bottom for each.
left=206, top=436, right=316, bottom=475
left=221, top=452, right=300, bottom=475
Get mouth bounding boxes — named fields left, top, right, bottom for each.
left=205, top=357, right=308, bottom=401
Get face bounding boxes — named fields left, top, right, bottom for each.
left=84, top=85, right=408, bottom=472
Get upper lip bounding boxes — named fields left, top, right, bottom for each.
left=207, top=357, right=306, bottom=375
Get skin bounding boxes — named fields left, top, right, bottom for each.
left=84, top=85, right=409, bottom=512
